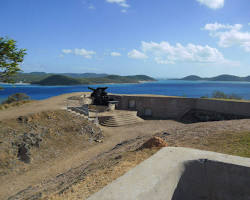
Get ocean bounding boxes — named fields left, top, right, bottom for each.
left=1, top=80, right=250, bottom=102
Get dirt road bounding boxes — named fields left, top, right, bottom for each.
left=0, top=92, right=85, bottom=121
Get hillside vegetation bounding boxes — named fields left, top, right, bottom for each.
left=4, top=72, right=109, bottom=83
left=180, top=74, right=250, bottom=82
left=32, top=75, right=83, bottom=85
left=32, top=74, right=155, bottom=86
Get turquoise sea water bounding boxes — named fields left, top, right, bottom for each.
left=1, top=80, right=250, bottom=102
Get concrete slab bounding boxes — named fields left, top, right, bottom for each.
left=87, top=147, right=250, bottom=200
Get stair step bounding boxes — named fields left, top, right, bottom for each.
left=107, top=117, right=142, bottom=121
left=100, top=121, right=141, bottom=127
left=99, top=112, right=143, bottom=127
left=100, top=120, right=142, bottom=124
left=112, top=115, right=142, bottom=119
left=101, top=120, right=142, bottom=125
left=111, top=114, right=137, bottom=117
left=66, top=108, right=88, bottom=118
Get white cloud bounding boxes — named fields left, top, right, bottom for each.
left=74, top=48, right=96, bottom=58
left=128, top=49, right=148, bottom=59
left=106, top=0, right=130, bottom=8
left=62, top=48, right=96, bottom=59
left=62, top=49, right=72, bottom=54
left=204, top=23, right=250, bottom=52
left=204, top=23, right=242, bottom=31
left=196, top=0, right=224, bottom=9
left=129, top=41, right=226, bottom=64
left=111, top=52, right=121, bottom=56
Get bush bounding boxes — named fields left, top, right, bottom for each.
left=200, top=95, right=208, bottom=99
left=211, top=91, right=242, bottom=100
left=3, top=93, right=30, bottom=104
left=227, top=94, right=242, bottom=100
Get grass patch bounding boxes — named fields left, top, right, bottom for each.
left=206, top=131, right=250, bottom=158
left=0, top=100, right=33, bottom=110
left=182, top=131, right=250, bottom=158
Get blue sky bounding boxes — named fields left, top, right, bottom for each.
left=1, top=0, right=250, bottom=78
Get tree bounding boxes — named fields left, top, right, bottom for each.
left=0, top=37, right=26, bottom=83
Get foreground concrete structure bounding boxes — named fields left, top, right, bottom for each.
left=87, top=147, right=250, bottom=200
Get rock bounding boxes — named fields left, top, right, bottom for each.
left=115, top=155, right=122, bottom=160
left=12, top=132, right=43, bottom=163
left=22, top=132, right=43, bottom=148
left=139, top=137, right=168, bottom=149
left=17, top=115, right=34, bottom=123
left=17, top=143, right=31, bottom=163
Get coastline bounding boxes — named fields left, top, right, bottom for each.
left=0, top=82, right=31, bottom=85
left=0, top=80, right=156, bottom=87
left=2, top=80, right=250, bottom=102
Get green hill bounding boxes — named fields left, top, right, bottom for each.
left=180, top=75, right=202, bottom=81
left=209, top=75, right=243, bottom=81
left=6, top=72, right=108, bottom=83
left=6, top=72, right=155, bottom=85
left=32, top=75, right=83, bottom=86
left=31, top=74, right=155, bottom=86
left=180, top=74, right=250, bottom=82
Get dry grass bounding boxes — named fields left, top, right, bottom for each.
left=199, top=131, right=250, bottom=157
left=171, top=131, right=250, bottom=158
left=0, top=100, right=33, bottom=110
left=47, top=130, right=250, bottom=200
left=47, top=148, right=160, bottom=200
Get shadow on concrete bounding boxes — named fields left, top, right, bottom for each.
left=172, top=159, right=250, bottom=200
left=141, top=109, right=250, bottom=124
left=179, top=109, right=250, bottom=124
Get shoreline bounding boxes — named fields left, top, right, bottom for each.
left=0, top=80, right=156, bottom=87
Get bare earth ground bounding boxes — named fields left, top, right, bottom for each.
left=0, top=92, right=250, bottom=200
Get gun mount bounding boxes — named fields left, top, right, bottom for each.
left=88, top=87, right=113, bottom=106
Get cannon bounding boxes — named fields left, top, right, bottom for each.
left=88, top=87, right=113, bottom=106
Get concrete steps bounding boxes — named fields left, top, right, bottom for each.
left=66, top=107, right=88, bottom=119
left=65, top=107, right=143, bottom=127
left=99, top=112, right=143, bottom=127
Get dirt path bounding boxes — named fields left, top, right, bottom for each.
left=0, top=118, right=176, bottom=199
left=0, top=92, right=85, bottom=121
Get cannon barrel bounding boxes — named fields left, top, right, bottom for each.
left=88, top=87, right=95, bottom=91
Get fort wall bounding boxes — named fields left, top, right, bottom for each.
left=109, top=94, right=250, bottom=119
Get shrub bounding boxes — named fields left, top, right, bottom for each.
left=212, top=91, right=228, bottom=99
left=211, top=91, right=242, bottom=100
left=2, top=93, right=30, bottom=104
left=200, top=95, right=208, bottom=99
left=227, top=93, right=242, bottom=100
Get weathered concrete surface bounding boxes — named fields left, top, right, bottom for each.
left=109, top=94, right=250, bottom=119
left=87, top=147, right=250, bottom=200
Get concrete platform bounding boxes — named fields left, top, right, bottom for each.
left=87, top=147, right=250, bottom=200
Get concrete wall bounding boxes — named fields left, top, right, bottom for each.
left=109, top=94, right=250, bottom=119
left=87, top=147, right=250, bottom=200
left=194, top=98, right=250, bottom=116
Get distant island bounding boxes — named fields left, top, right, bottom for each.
left=178, top=74, right=250, bottom=82
left=5, top=72, right=155, bottom=86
